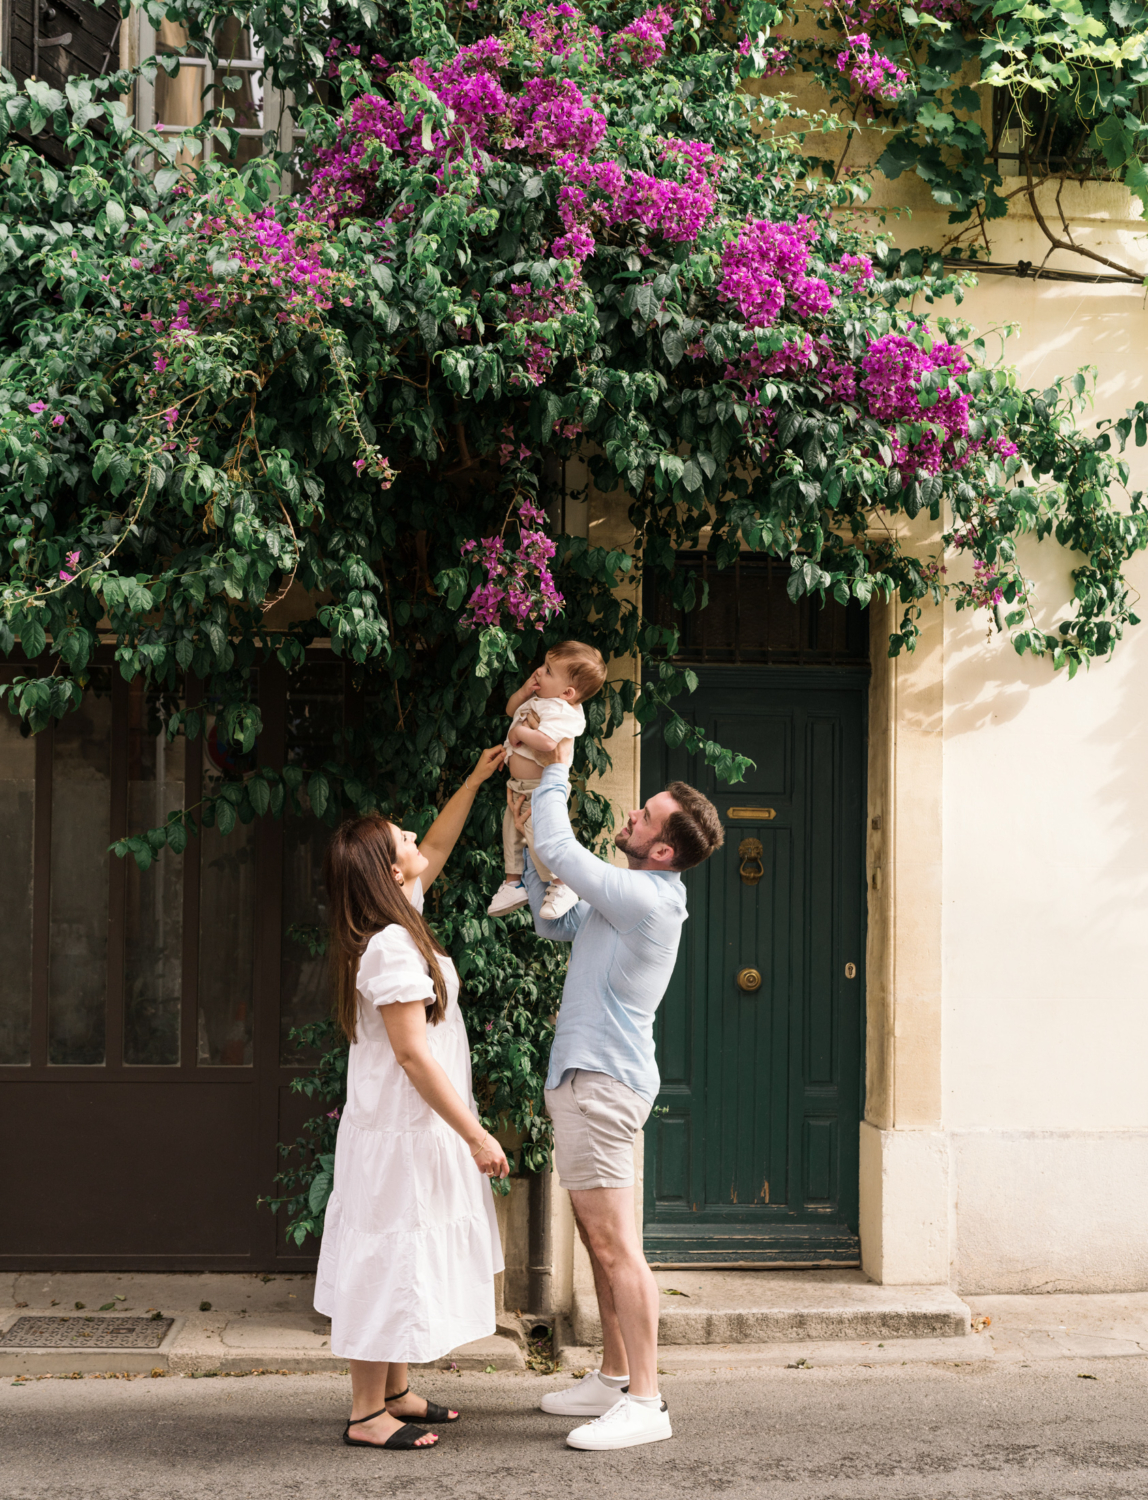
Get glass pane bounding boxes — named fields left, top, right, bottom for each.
left=0, top=700, right=35, bottom=1064
left=212, top=20, right=265, bottom=169
left=197, top=686, right=258, bottom=1066
left=280, top=664, right=343, bottom=1064
left=124, top=684, right=185, bottom=1066
left=48, top=671, right=113, bottom=1065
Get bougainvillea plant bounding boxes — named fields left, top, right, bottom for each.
left=784, top=1, right=1148, bottom=280
left=1, top=0, right=1146, bottom=1238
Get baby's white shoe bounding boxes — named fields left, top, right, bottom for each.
left=540, top=880, right=578, bottom=920
left=487, top=879, right=529, bottom=917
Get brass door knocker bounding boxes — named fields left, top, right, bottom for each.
left=738, top=837, right=764, bottom=885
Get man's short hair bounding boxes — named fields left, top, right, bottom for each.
left=548, top=640, right=608, bottom=704
left=661, top=781, right=725, bottom=871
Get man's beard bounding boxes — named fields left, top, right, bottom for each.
left=616, top=824, right=657, bottom=861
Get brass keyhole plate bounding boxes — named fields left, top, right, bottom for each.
left=736, top=967, right=762, bottom=993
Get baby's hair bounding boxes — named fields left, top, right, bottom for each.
left=547, top=640, right=608, bottom=703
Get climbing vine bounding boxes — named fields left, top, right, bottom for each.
left=1, top=0, right=1147, bottom=1239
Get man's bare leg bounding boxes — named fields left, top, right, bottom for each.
left=569, top=1186, right=659, bottom=1398
left=575, top=1214, right=628, bottom=1378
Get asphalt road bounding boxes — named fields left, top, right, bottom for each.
left=3, top=1356, right=1147, bottom=1500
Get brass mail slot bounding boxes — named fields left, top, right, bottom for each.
left=728, top=807, right=776, bottom=821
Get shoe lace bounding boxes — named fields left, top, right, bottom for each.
left=586, top=1396, right=630, bottom=1426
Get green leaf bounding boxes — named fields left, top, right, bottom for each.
left=662, top=328, right=686, bottom=367
left=308, top=773, right=329, bottom=817
left=248, top=776, right=271, bottom=817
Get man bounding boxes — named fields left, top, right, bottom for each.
left=515, top=741, right=724, bottom=1450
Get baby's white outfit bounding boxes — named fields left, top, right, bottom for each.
left=503, top=694, right=586, bottom=765
left=491, top=694, right=586, bottom=921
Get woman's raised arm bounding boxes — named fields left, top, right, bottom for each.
left=418, top=745, right=505, bottom=889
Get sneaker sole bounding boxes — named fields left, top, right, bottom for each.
left=488, top=899, right=530, bottom=916
left=539, top=1398, right=620, bottom=1416
left=565, top=1424, right=673, bottom=1451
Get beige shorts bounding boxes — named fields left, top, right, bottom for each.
left=545, top=1070, right=652, bottom=1191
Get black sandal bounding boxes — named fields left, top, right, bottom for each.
left=343, top=1406, right=439, bottom=1450
left=385, top=1385, right=460, bottom=1424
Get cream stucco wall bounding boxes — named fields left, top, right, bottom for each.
left=863, top=240, right=1148, bottom=1292
left=549, top=134, right=1148, bottom=1301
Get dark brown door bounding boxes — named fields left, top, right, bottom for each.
left=0, top=654, right=343, bottom=1271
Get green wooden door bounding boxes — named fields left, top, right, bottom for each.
left=642, top=667, right=866, bottom=1265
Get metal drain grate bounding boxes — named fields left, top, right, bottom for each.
left=0, top=1316, right=175, bottom=1349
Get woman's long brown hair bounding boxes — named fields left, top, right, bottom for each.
left=324, top=815, right=449, bottom=1043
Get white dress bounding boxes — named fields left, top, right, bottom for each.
left=314, top=882, right=504, bottom=1363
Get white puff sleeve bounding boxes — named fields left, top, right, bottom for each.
left=356, top=924, right=435, bottom=1008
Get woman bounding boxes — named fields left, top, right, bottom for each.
left=314, top=746, right=510, bottom=1453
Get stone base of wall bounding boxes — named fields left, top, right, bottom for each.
left=861, top=1122, right=1148, bottom=1293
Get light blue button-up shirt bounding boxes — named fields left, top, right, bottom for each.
left=523, top=762, right=687, bottom=1105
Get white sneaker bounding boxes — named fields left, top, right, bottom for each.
left=565, top=1394, right=672, bottom=1451
left=539, top=1369, right=628, bottom=1416
left=539, top=880, right=579, bottom=920
left=487, top=880, right=529, bottom=917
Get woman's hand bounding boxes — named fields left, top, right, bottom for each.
left=469, top=745, right=506, bottom=785
left=472, top=1133, right=510, bottom=1179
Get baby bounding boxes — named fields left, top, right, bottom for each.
left=487, top=639, right=608, bottom=921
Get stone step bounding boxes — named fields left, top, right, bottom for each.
left=572, top=1270, right=971, bottom=1346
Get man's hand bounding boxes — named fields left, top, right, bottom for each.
left=524, top=707, right=541, bottom=729
left=530, top=736, right=574, bottom=767
left=508, top=788, right=530, bottom=836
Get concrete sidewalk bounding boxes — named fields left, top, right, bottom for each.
left=3, top=1270, right=1148, bottom=1377
left=0, top=1271, right=524, bottom=1377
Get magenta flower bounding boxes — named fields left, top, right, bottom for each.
left=28, top=401, right=46, bottom=414
left=154, top=357, right=168, bottom=374
left=51, top=413, right=66, bottom=427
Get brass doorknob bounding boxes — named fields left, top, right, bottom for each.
left=736, top=967, right=762, bottom=993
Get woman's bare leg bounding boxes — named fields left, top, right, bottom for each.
left=384, top=1360, right=459, bottom=1422
left=348, top=1360, right=437, bottom=1447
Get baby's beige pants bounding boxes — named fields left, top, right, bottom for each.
left=502, top=775, right=554, bottom=883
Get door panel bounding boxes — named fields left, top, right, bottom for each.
left=0, top=654, right=344, bottom=1272
left=643, top=667, right=866, bottom=1265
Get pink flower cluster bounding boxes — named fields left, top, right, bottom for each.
left=860, top=333, right=971, bottom=476
left=724, top=336, right=859, bottom=458
left=835, top=33, right=907, bottom=102
left=521, top=3, right=603, bottom=62
left=608, top=7, right=674, bottom=70
left=718, top=218, right=832, bottom=328
left=838, top=252, right=874, bottom=292
left=552, top=139, right=721, bottom=261
left=305, top=37, right=611, bottom=225
left=460, top=496, right=564, bottom=631
left=510, top=76, right=608, bottom=158
left=197, top=208, right=346, bottom=313
left=505, top=278, right=584, bottom=385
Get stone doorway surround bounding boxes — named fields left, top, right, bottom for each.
left=562, top=477, right=949, bottom=1294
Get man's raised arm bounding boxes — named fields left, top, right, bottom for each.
left=529, top=759, right=660, bottom=933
